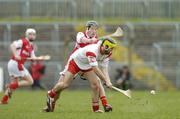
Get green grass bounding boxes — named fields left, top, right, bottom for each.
left=0, top=90, right=180, bottom=119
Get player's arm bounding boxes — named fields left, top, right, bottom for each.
left=80, top=37, right=98, bottom=43
left=92, top=66, right=112, bottom=88
left=10, top=40, right=22, bottom=60
left=77, top=32, right=98, bottom=44
left=99, top=66, right=112, bottom=87
left=87, top=53, right=112, bottom=88
left=26, top=54, right=51, bottom=61
left=98, top=57, right=113, bottom=87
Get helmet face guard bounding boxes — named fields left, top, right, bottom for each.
left=102, top=40, right=116, bottom=49
left=101, top=37, right=117, bottom=55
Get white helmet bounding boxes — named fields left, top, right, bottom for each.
left=25, top=28, right=36, bottom=41
left=25, top=28, right=36, bottom=37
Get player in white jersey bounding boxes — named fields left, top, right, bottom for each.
left=44, top=37, right=116, bottom=113
left=0, top=28, right=50, bottom=104
left=72, top=20, right=99, bottom=52
left=43, top=21, right=112, bottom=112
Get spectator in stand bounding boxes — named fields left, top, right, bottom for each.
left=115, top=65, right=132, bottom=90
left=29, top=61, right=46, bottom=90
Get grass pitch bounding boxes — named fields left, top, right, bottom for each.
left=0, top=90, right=180, bottom=119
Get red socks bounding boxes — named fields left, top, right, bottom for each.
left=0, top=82, right=19, bottom=104
left=92, top=101, right=99, bottom=112
left=9, top=82, right=19, bottom=90
left=1, top=95, right=9, bottom=104
left=92, top=96, right=108, bottom=111
left=48, top=90, right=57, bottom=98
left=100, top=96, right=108, bottom=106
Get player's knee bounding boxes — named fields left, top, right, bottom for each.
left=62, top=82, right=70, bottom=89
left=58, top=75, right=65, bottom=82
left=91, top=82, right=100, bottom=91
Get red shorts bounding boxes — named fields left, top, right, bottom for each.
left=67, top=59, right=92, bottom=75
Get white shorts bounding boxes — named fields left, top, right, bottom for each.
left=59, top=68, right=67, bottom=76
left=8, top=59, right=30, bottom=78
left=59, top=57, right=72, bottom=76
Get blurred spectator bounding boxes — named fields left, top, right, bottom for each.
left=29, top=61, right=46, bottom=90
left=115, top=65, right=132, bottom=90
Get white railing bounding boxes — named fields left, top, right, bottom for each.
left=152, top=43, right=162, bottom=70
left=176, top=62, right=180, bottom=89
left=0, top=0, right=180, bottom=19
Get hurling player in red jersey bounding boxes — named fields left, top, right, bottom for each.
left=0, top=28, right=50, bottom=104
